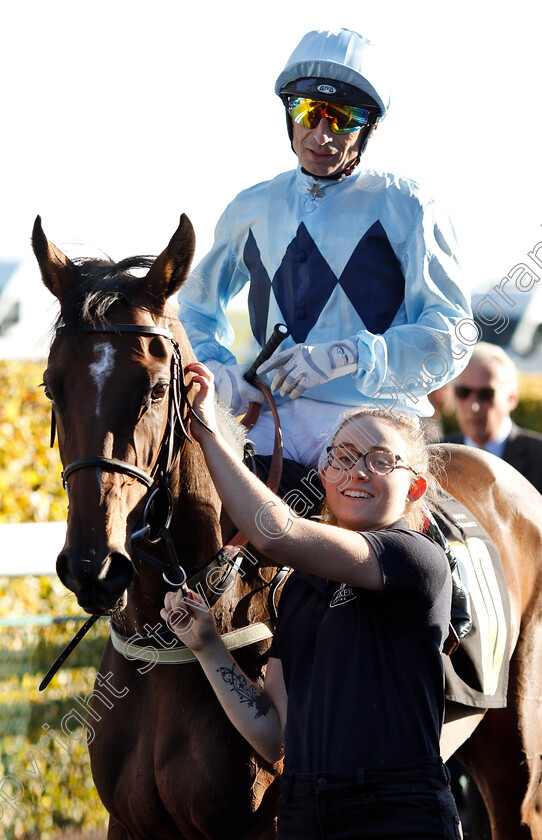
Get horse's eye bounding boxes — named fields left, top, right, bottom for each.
left=41, top=381, right=53, bottom=401
left=151, top=383, right=168, bottom=402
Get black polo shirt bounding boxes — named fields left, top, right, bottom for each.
left=268, top=520, right=451, bottom=773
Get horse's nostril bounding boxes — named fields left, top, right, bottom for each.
left=104, top=553, right=134, bottom=593
left=56, top=548, right=133, bottom=613
left=56, top=551, right=75, bottom=590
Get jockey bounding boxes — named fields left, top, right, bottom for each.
left=178, top=27, right=472, bottom=471
left=178, top=28, right=473, bottom=643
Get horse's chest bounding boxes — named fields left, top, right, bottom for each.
left=89, top=667, right=270, bottom=835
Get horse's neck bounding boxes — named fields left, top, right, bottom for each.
left=165, top=444, right=277, bottom=636
left=172, top=444, right=224, bottom=564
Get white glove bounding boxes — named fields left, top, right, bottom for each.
left=205, top=360, right=266, bottom=415
left=257, top=340, right=358, bottom=400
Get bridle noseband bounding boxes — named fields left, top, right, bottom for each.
left=62, top=457, right=155, bottom=488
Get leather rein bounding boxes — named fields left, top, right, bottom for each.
left=40, top=321, right=287, bottom=689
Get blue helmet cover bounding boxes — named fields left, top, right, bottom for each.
left=275, top=28, right=391, bottom=120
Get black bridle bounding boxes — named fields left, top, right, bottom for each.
left=51, top=322, right=212, bottom=589
left=56, top=323, right=196, bottom=479
left=40, top=319, right=288, bottom=691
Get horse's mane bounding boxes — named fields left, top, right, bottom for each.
left=55, top=255, right=159, bottom=329
left=215, top=397, right=249, bottom=457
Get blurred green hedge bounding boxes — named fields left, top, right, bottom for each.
left=511, top=373, right=542, bottom=434
left=0, top=575, right=110, bottom=838
left=0, top=360, right=110, bottom=836
left=0, top=361, right=67, bottom=524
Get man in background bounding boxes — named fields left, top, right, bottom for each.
left=445, top=341, right=542, bottom=494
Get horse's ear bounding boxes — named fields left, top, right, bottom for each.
left=146, top=214, right=196, bottom=300
left=32, top=216, right=79, bottom=301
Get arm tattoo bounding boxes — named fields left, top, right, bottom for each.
left=217, top=663, right=272, bottom=718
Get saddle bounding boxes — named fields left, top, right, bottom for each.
left=432, top=491, right=511, bottom=709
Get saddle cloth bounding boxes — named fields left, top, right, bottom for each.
left=432, top=492, right=511, bottom=709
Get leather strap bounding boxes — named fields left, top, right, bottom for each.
left=241, top=382, right=283, bottom=495
left=62, top=457, right=155, bottom=488
left=109, top=618, right=274, bottom=664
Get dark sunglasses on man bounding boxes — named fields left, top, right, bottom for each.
left=453, top=386, right=496, bottom=402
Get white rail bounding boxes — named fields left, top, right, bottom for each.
left=0, top=522, right=67, bottom=576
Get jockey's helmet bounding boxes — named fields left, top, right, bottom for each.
left=275, top=28, right=391, bottom=171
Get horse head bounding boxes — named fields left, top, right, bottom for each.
left=33, top=214, right=222, bottom=618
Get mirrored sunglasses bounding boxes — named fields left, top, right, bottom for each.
left=287, top=96, right=374, bottom=134
left=326, top=444, right=418, bottom=476
left=454, top=386, right=496, bottom=402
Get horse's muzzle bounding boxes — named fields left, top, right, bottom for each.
left=56, top=547, right=134, bottom=615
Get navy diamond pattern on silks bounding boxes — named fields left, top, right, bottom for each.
left=339, top=220, right=405, bottom=334
left=272, top=224, right=338, bottom=344
left=243, top=221, right=405, bottom=346
left=245, top=230, right=271, bottom=348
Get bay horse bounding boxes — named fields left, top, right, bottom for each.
left=33, top=214, right=542, bottom=840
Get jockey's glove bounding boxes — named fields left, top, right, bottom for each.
left=205, top=360, right=266, bottom=415
left=257, top=340, right=358, bottom=400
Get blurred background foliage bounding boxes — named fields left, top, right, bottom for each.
left=0, top=577, right=110, bottom=838
left=507, top=373, right=542, bottom=434
left=0, top=358, right=108, bottom=836
left=0, top=361, right=67, bottom=524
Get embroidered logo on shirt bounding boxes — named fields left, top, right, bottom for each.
left=330, top=583, right=357, bottom=608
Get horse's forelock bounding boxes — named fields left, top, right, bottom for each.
left=55, top=255, right=160, bottom=329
